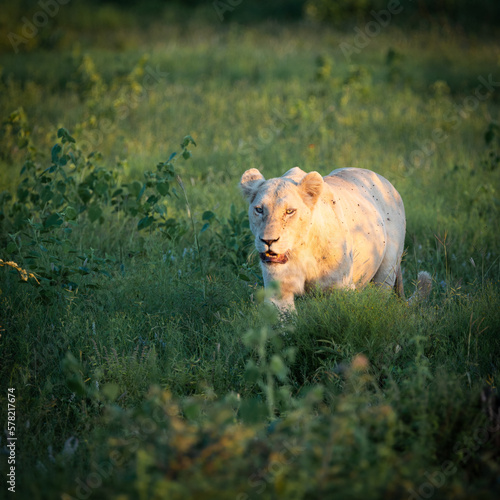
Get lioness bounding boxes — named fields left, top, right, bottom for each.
left=240, top=166, right=430, bottom=311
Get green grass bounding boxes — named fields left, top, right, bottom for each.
left=1, top=6, right=500, bottom=500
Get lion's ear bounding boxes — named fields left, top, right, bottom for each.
left=240, top=168, right=266, bottom=202
left=299, top=171, right=323, bottom=207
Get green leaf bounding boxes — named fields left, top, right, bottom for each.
left=154, top=204, right=166, bottom=216
left=102, top=383, right=120, bottom=401
left=56, top=180, right=66, bottom=194
left=138, top=216, right=154, bottom=230
left=199, top=222, right=209, bottom=234
left=270, top=355, right=288, bottom=381
left=78, top=186, right=92, bottom=204
left=65, top=206, right=77, bottom=221
left=94, top=181, right=108, bottom=196
left=60, top=154, right=69, bottom=166
left=202, top=210, right=215, bottom=221
left=40, top=174, right=53, bottom=184
left=137, top=183, right=146, bottom=201
left=51, top=143, right=62, bottom=163
left=283, top=347, right=296, bottom=363
left=243, top=328, right=265, bottom=348
left=43, top=213, right=63, bottom=228
left=181, top=135, right=197, bottom=148
left=88, top=205, right=102, bottom=223
left=156, top=182, right=169, bottom=196
left=41, top=187, right=53, bottom=203
left=57, top=127, right=76, bottom=144
left=129, top=181, right=142, bottom=198
left=17, top=187, right=29, bottom=203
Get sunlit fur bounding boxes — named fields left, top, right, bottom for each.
left=240, top=166, right=419, bottom=311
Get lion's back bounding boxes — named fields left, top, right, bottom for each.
left=324, top=167, right=404, bottom=220
left=322, top=167, right=406, bottom=286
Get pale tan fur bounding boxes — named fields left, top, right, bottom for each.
left=240, top=167, right=430, bottom=311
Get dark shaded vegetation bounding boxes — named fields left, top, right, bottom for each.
left=0, top=1, right=499, bottom=499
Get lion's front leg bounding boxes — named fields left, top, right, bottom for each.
left=267, top=281, right=299, bottom=313
left=270, top=294, right=296, bottom=313
left=263, top=269, right=304, bottom=313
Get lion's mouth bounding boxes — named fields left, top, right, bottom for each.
left=260, top=251, right=289, bottom=264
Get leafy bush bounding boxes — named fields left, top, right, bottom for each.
left=0, top=115, right=198, bottom=300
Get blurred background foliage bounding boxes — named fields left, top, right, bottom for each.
left=1, top=1, right=500, bottom=499
left=1, top=0, right=500, bottom=56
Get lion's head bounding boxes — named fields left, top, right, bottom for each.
left=239, top=168, right=324, bottom=266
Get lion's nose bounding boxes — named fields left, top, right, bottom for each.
left=260, top=237, right=279, bottom=248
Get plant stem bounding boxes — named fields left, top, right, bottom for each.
left=177, top=175, right=206, bottom=299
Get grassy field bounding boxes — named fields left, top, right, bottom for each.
left=1, top=3, right=500, bottom=499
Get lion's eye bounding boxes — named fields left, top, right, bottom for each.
left=285, top=208, right=296, bottom=215
left=254, top=206, right=263, bottom=214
